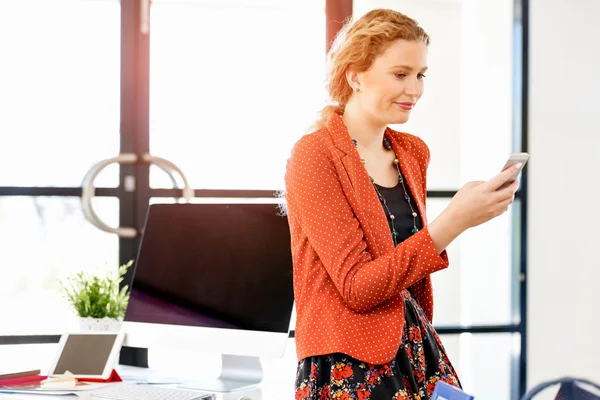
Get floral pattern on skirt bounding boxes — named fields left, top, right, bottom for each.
left=294, top=290, right=461, bottom=399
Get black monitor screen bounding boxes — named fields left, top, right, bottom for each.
left=125, top=203, right=294, bottom=333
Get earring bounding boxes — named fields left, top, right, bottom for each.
left=354, top=87, right=360, bottom=92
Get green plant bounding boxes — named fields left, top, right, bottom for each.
left=61, top=260, right=134, bottom=319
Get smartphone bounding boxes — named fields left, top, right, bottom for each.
left=498, top=152, right=529, bottom=190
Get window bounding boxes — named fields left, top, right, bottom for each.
left=441, top=333, right=519, bottom=400
left=0, top=0, right=121, bottom=335
left=427, top=199, right=515, bottom=326
left=0, top=0, right=121, bottom=188
left=0, top=197, right=119, bottom=335
left=148, top=0, right=326, bottom=191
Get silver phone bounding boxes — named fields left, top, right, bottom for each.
left=498, top=152, right=529, bottom=190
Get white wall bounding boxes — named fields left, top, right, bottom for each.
left=528, top=0, right=600, bottom=393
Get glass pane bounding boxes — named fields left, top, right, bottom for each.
left=149, top=0, right=326, bottom=191
left=0, top=1, right=120, bottom=187
left=0, top=196, right=119, bottom=335
left=427, top=198, right=514, bottom=326
left=353, top=0, right=514, bottom=190
left=440, top=333, right=517, bottom=399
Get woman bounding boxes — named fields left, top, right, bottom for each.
left=284, top=9, right=521, bottom=399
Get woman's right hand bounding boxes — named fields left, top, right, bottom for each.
left=447, top=163, right=522, bottom=232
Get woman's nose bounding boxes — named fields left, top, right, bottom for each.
left=405, top=78, right=421, bottom=98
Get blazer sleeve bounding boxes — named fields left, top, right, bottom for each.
left=284, top=135, right=449, bottom=313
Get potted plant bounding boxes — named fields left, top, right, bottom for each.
left=61, top=260, right=134, bottom=332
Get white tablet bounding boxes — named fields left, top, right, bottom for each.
left=47, top=332, right=125, bottom=380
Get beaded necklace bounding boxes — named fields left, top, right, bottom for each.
left=352, top=136, right=419, bottom=246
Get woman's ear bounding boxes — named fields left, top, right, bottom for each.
left=345, top=70, right=361, bottom=92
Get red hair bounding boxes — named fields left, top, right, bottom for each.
left=314, top=9, right=430, bottom=129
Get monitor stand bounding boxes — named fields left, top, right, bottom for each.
left=177, top=354, right=263, bottom=393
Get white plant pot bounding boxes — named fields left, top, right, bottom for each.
left=79, top=317, right=122, bottom=332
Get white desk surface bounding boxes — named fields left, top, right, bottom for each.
left=0, top=387, right=289, bottom=400
left=0, top=391, right=276, bottom=400
left=0, top=345, right=296, bottom=400
left=1, top=374, right=291, bottom=400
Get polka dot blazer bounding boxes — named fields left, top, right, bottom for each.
left=284, top=112, right=450, bottom=365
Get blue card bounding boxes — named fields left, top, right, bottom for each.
left=431, top=381, right=474, bottom=400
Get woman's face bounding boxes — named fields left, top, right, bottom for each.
left=350, top=39, right=428, bottom=125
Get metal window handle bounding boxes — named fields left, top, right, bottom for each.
left=81, top=153, right=194, bottom=238
left=81, top=153, right=139, bottom=238
left=142, top=153, right=194, bottom=202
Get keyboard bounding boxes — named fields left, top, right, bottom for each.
left=91, top=384, right=214, bottom=400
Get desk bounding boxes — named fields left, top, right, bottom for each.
left=118, top=365, right=293, bottom=400
left=0, top=390, right=273, bottom=400
left=1, top=378, right=290, bottom=400
left=0, top=367, right=292, bottom=400
left=0, top=344, right=295, bottom=400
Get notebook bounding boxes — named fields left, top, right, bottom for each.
left=0, top=370, right=44, bottom=387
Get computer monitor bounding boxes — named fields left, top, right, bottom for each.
left=122, top=202, right=294, bottom=392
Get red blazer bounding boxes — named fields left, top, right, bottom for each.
left=284, top=112, right=449, bottom=365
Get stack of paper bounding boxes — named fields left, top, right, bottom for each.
left=41, top=371, right=77, bottom=390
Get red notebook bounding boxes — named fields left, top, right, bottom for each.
left=0, top=369, right=40, bottom=380
left=0, top=370, right=46, bottom=388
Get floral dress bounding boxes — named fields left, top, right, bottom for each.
left=294, top=184, right=461, bottom=399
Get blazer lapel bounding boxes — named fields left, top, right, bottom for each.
left=326, top=113, right=393, bottom=256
